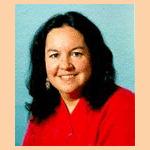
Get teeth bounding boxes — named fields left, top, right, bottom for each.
left=61, top=75, right=74, bottom=80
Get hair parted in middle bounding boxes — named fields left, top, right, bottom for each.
left=26, top=11, right=118, bottom=122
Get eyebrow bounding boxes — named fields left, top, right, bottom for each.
left=71, top=46, right=86, bottom=51
left=47, top=49, right=58, bottom=53
left=47, top=46, right=86, bottom=53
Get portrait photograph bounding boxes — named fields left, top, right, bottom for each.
left=15, top=4, right=134, bottom=146
left=1, top=0, right=150, bottom=150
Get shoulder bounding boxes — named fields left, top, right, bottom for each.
left=114, top=86, right=134, bottom=98
left=112, top=86, right=134, bottom=103
left=104, top=86, right=135, bottom=112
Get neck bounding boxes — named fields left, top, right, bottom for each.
left=60, top=92, right=81, bottom=102
left=59, top=89, right=82, bottom=100
left=59, top=91, right=81, bottom=113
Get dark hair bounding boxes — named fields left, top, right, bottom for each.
left=26, top=11, right=118, bottom=122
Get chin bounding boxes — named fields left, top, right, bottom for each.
left=60, top=89, right=76, bottom=94
left=59, top=86, right=81, bottom=95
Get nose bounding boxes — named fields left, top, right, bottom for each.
left=59, top=56, right=74, bottom=71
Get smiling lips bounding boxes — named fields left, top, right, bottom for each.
left=58, top=74, right=77, bottom=80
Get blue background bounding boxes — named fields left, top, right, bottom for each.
left=15, top=4, right=134, bottom=146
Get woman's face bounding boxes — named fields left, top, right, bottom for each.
left=45, top=25, right=92, bottom=96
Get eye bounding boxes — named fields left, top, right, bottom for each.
left=72, top=51, right=83, bottom=57
left=49, top=53, right=59, bottom=59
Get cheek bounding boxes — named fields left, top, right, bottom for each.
left=76, top=60, right=92, bottom=75
left=45, top=61, right=57, bottom=76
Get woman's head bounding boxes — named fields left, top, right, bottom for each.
left=27, top=11, right=117, bottom=121
left=45, top=25, right=92, bottom=98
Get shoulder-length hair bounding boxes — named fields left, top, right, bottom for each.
left=26, top=11, right=118, bottom=122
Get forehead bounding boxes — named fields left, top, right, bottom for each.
left=47, top=25, right=83, bottom=37
left=45, top=25, right=85, bottom=48
left=47, top=25, right=83, bottom=40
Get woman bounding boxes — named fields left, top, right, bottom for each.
left=23, top=11, right=134, bottom=146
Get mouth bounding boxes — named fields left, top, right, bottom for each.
left=58, top=74, right=77, bottom=80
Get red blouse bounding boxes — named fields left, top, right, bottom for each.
left=22, top=87, right=135, bottom=146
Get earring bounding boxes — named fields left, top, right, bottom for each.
left=45, top=78, right=50, bottom=90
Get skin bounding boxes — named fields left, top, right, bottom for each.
left=45, top=25, right=92, bottom=113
